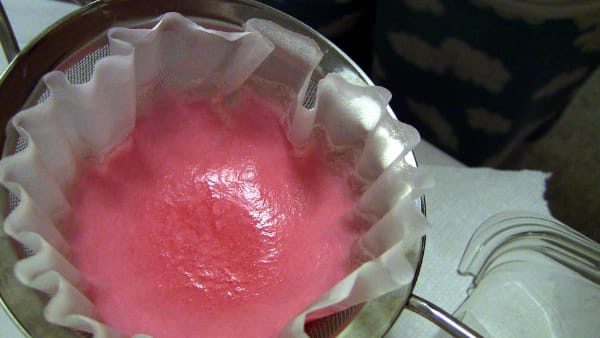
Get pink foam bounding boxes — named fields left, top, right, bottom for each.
left=65, top=88, right=361, bottom=338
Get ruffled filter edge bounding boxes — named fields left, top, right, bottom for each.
left=0, top=12, right=432, bottom=338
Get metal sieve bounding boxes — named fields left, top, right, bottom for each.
left=0, top=1, right=480, bottom=337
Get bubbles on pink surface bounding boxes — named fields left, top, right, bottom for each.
left=149, top=161, right=288, bottom=302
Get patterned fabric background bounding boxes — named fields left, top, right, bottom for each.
left=260, top=0, right=600, bottom=165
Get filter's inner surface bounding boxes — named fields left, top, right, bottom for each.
left=7, top=24, right=354, bottom=338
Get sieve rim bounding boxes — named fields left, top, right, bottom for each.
left=0, top=1, right=425, bottom=337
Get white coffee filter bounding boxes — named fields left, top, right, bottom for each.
left=0, top=12, right=432, bottom=338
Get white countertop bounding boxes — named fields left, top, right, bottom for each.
left=0, top=1, right=553, bottom=337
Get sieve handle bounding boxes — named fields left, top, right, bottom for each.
left=406, top=295, right=482, bottom=338
left=0, top=2, right=19, bottom=62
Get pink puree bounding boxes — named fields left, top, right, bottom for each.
left=66, top=88, right=361, bottom=338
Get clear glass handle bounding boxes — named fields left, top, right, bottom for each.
left=454, top=211, right=600, bottom=338
left=458, top=211, right=600, bottom=286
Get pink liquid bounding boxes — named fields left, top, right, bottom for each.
left=66, top=88, right=361, bottom=338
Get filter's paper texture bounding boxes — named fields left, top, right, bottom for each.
left=0, top=13, right=431, bottom=337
